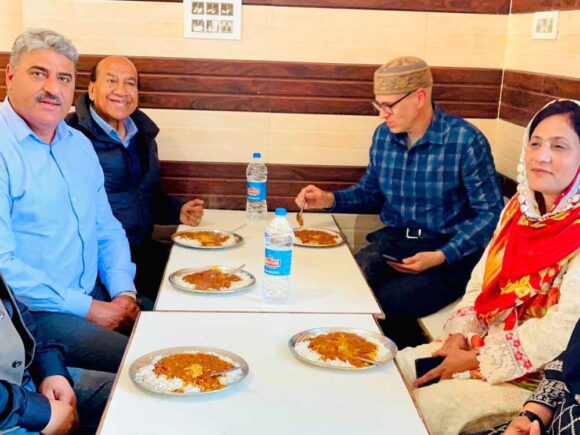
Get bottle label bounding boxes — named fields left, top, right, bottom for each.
left=247, top=181, right=266, bottom=201
left=264, top=248, right=292, bottom=277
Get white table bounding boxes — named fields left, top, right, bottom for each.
left=98, top=312, right=427, bottom=435
left=155, top=209, right=382, bottom=316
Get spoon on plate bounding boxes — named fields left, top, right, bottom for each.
left=224, top=263, right=245, bottom=279
left=210, top=366, right=241, bottom=377
left=296, top=202, right=305, bottom=227
left=229, top=223, right=247, bottom=233
left=355, top=356, right=380, bottom=366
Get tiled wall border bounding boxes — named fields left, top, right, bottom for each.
left=0, top=53, right=502, bottom=119
left=132, top=0, right=511, bottom=14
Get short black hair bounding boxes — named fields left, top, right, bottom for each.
left=89, top=58, right=141, bottom=90
left=529, top=100, right=580, bottom=140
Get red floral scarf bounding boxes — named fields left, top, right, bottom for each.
left=474, top=195, right=580, bottom=329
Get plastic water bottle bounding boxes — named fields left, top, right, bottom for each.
left=246, top=152, right=268, bottom=221
left=263, top=208, right=295, bottom=304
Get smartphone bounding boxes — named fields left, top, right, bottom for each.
left=414, top=356, right=445, bottom=387
left=382, top=253, right=403, bottom=263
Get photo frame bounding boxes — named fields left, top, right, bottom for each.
left=184, top=0, right=242, bottom=40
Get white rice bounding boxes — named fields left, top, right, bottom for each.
left=173, top=268, right=253, bottom=291
left=135, top=351, right=242, bottom=394
left=174, top=231, right=236, bottom=248
left=294, top=333, right=391, bottom=368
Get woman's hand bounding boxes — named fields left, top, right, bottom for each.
left=432, top=334, right=468, bottom=357
left=415, top=348, right=479, bottom=387
left=505, top=418, right=541, bottom=435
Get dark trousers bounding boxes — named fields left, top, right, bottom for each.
left=31, top=285, right=128, bottom=374
left=132, top=239, right=171, bottom=303
left=356, top=228, right=481, bottom=348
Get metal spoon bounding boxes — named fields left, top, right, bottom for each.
left=355, top=356, right=380, bottom=366
left=296, top=202, right=305, bottom=227
left=229, top=223, right=247, bottom=233
left=210, top=366, right=240, bottom=377
left=224, top=263, right=245, bottom=279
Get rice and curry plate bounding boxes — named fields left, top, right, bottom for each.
left=134, top=351, right=242, bottom=394
left=173, top=230, right=237, bottom=248
left=294, top=229, right=342, bottom=247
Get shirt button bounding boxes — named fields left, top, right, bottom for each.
left=0, top=312, right=4, bottom=320
left=12, top=360, right=22, bottom=368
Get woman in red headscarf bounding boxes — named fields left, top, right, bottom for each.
left=396, top=99, right=580, bottom=435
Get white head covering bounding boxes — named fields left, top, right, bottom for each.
left=516, top=99, right=580, bottom=220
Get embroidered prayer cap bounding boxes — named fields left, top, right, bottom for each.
left=374, top=56, right=433, bottom=96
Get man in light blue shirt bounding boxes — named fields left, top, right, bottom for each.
left=0, top=29, right=138, bottom=373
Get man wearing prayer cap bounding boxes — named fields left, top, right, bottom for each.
left=295, top=56, right=503, bottom=347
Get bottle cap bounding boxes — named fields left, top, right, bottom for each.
left=274, top=208, right=287, bottom=216
left=253, top=152, right=261, bottom=159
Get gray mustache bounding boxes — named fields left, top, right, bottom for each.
left=37, top=93, right=62, bottom=105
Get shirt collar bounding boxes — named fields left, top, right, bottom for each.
left=390, top=105, right=450, bottom=149
left=89, top=105, right=138, bottom=148
left=0, top=97, right=72, bottom=145
left=416, top=105, right=449, bottom=146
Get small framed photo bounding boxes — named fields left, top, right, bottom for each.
left=532, top=11, right=559, bottom=40
left=192, top=19, right=204, bottom=32
left=184, top=0, right=242, bottom=40
left=221, top=2, right=234, bottom=16
left=206, top=2, right=219, bottom=15
left=220, top=20, right=233, bottom=33
left=206, top=19, right=219, bottom=33
left=191, top=2, right=205, bottom=14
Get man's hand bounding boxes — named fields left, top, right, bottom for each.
left=387, top=251, right=446, bottom=274
left=39, top=376, right=76, bottom=408
left=41, top=399, right=79, bottom=435
left=86, top=299, right=127, bottom=330
left=432, top=334, right=468, bottom=357
left=295, top=185, right=335, bottom=210
left=111, top=295, right=140, bottom=325
left=414, top=348, right=479, bottom=387
left=179, top=199, right=204, bottom=226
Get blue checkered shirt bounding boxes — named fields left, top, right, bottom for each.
left=333, top=106, right=503, bottom=264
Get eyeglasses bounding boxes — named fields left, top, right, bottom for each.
left=371, top=91, right=414, bottom=114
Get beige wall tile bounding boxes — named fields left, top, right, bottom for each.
left=0, top=0, right=22, bottom=51
left=17, top=0, right=505, bottom=68
left=143, top=109, right=271, bottom=163
left=141, top=108, right=499, bottom=168
left=268, top=7, right=427, bottom=64
left=493, top=119, right=525, bottom=179
left=504, top=11, right=580, bottom=77
left=425, top=13, right=508, bottom=68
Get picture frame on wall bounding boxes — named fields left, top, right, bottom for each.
left=184, top=0, right=242, bottom=40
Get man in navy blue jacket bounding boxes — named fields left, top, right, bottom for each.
left=66, top=56, right=204, bottom=299
left=0, top=274, right=113, bottom=434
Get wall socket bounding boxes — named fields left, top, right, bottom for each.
left=532, top=11, right=559, bottom=40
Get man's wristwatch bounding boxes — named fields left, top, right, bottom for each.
left=518, top=410, right=546, bottom=434
left=117, top=291, right=137, bottom=301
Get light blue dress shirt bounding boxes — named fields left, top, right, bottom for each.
left=89, top=105, right=138, bottom=148
left=0, top=98, right=136, bottom=317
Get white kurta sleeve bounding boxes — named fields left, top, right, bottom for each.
left=442, top=245, right=490, bottom=339
left=477, top=253, right=580, bottom=384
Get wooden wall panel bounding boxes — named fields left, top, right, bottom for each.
left=511, top=0, right=580, bottom=13
left=0, top=53, right=502, bottom=119
left=160, top=161, right=516, bottom=211
left=132, top=0, right=510, bottom=14
left=499, top=70, right=580, bottom=127
left=159, top=161, right=367, bottom=211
